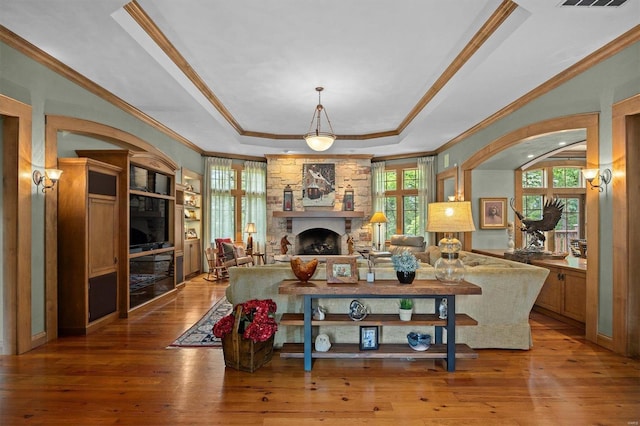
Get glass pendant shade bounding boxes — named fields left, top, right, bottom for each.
left=304, top=133, right=335, bottom=151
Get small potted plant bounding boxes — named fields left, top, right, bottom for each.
left=399, top=298, right=413, bottom=321
left=391, top=250, right=420, bottom=284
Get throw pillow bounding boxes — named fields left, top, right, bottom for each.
left=414, top=251, right=430, bottom=264
left=427, top=245, right=441, bottom=266
left=221, top=242, right=236, bottom=259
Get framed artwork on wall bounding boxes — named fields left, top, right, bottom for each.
left=302, top=163, right=335, bottom=207
left=326, top=257, right=358, bottom=283
left=479, top=197, right=508, bottom=229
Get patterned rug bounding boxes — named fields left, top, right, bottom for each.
left=168, top=297, right=233, bottom=347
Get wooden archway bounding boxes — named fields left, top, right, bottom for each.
left=43, top=115, right=178, bottom=342
left=460, top=113, right=600, bottom=345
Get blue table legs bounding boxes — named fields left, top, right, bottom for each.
left=303, top=295, right=312, bottom=371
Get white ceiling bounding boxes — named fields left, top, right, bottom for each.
left=1, top=0, right=638, bottom=161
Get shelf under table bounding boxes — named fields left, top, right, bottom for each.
left=279, top=313, right=478, bottom=327
left=279, top=343, right=478, bottom=360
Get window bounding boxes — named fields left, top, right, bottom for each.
left=210, top=163, right=248, bottom=242
left=516, top=162, right=586, bottom=251
left=552, top=167, right=581, bottom=188
left=383, top=164, right=419, bottom=240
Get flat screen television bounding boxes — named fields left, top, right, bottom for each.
left=129, top=194, right=171, bottom=252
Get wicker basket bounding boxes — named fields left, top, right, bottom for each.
left=221, top=306, right=274, bottom=372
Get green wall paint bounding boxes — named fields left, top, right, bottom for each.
left=440, top=41, right=640, bottom=337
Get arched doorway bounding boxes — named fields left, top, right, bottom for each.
left=460, top=113, right=600, bottom=345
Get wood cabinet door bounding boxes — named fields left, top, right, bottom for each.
left=536, top=267, right=563, bottom=312
left=88, top=196, right=118, bottom=277
left=190, top=240, right=201, bottom=272
left=563, top=271, right=586, bottom=322
left=88, top=195, right=118, bottom=322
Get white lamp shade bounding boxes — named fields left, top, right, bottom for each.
left=582, top=168, right=599, bottom=180
left=305, top=134, right=335, bottom=151
left=46, top=168, right=64, bottom=181
left=244, top=222, right=256, bottom=234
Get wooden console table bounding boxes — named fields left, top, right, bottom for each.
left=278, top=279, right=482, bottom=371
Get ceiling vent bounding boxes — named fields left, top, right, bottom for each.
left=561, top=0, right=628, bottom=6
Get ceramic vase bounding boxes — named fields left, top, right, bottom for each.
left=396, top=271, right=416, bottom=284
left=399, top=308, right=413, bottom=321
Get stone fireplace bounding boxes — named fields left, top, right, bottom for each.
left=265, top=156, right=373, bottom=258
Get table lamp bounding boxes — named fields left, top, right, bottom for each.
left=369, top=211, right=388, bottom=250
left=426, top=201, right=476, bottom=283
left=244, top=222, right=256, bottom=255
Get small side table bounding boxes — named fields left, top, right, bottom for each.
left=252, top=252, right=266, bottom=265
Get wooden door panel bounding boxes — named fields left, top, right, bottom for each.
left=88, top=197, right=117, bottom=277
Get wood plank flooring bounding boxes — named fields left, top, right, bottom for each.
left=1, top=274, right=638, bottom=425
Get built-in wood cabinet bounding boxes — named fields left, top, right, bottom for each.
left=535, top=265, right=586, bottom=324
left=57, top=158, right=122, bottom=334
left=76, top=149, right=178, bottom=315
left=472, top=249, right=586, bottom=327
left=184, top=238, right=202, bottom=276
left=182, top=168, right=202, bottom=278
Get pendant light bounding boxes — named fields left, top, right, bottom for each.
left=304, top=87, right=336, bottom=151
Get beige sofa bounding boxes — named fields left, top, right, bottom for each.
left=225, top=251, right=549, bottom=350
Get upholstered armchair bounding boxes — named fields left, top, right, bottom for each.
left=215, top=238, right=254, bottom=268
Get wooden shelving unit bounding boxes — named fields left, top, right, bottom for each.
left=182, top=168, right=202, bottom=277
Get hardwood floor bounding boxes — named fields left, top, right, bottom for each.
left=1, top=275, right=638, bottom=425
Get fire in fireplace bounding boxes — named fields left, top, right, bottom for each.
left=295, top=228, right=341, bottom=255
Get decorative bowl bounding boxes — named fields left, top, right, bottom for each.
left=407, top=332, right=431, bottom=351
left=290, top=257, right=318, bottom=282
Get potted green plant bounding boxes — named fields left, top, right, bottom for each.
left=399, top=298, right=413, bottom=321
left=391, top=250, right=420, bottom=284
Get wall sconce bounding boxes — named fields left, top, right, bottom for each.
left=33, top=169, right=63, bottom=193
left=582, top=168, right=611, bottom=192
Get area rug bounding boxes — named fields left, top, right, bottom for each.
left=169, top=297, right=233, bottom=347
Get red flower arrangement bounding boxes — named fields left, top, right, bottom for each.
left=213, top=299, right=278, bottom=343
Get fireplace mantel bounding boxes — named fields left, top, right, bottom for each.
left=273, top=211, right=364, bottom=233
